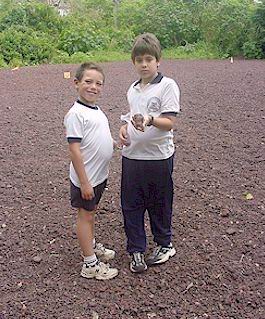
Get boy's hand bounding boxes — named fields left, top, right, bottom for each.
left=119, top=124, right=130, bottom=146
left=131, top=113, right=145, bottom=131
left=80, top=183, right=95, bottom=200
left=131, top=114, right=153, bottom=131
left=113, top=139, right=122, bottom=150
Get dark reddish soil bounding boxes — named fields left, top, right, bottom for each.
left=0, top=60, right=264, bottom=319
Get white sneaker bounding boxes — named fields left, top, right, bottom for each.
left=94, top=243, right=115, bottom=261
left=81, top=261, right=118, bottom=280
left=130, top=252, right=147, bottom=273
left=146, top=243, right=176, bottom=266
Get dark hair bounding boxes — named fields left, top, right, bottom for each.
left=131, top=33, right=161, bottom=62
left=75, top=62, right=105, bottom=82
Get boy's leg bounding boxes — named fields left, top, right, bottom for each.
left=72, top=180, right=115, bottom=261
left=121, top=156, right=148, bottom=272
left=92, top=205, right=115, bottom=261
left=71, top=182, right=118, bottom=279
left=121, top=157, right=147, bottom=254
left=146, top=155, right=176, bottom=265
left=77, top=208, right=118, bottom=279
left=146, top=155, right=174, bottom=247
left=77, top=208, right=95, bottom=257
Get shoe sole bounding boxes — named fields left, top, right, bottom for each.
left=81, top=269, right=118, bottom=280
left=147, top=247, right=176, bottom=266
left=95, top=270, right=118, bottom=280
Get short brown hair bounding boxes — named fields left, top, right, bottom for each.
left=75, top=62, right=105, bottom=82
left=131, top=33, right=161, bottom=62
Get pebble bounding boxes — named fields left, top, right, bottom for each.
left=32, top=255, right=42, bottom=263
left=226, top=227, right=237, bottom=235
left=220, top=209, right=229, bottom=217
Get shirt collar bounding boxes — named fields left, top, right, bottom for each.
left=76, top=99, right=98, bottom=110
left=133, top=72, right=164, bottom=87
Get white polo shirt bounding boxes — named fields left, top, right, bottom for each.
left=64, top=101, right=113, bottom=187
left=121, top=73, right=180, bottom=160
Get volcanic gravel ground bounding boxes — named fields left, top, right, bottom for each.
left=0, top=59, right=264, bottom=319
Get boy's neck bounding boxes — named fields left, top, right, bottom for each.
left=140, top=72, right=159, bottom=87
left=78, top=97, right=96, bottom=107
left=77, top=98, right=98, bottom=109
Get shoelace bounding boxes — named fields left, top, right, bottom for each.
left=153, top=246, right=162, bottom=256
left=95, top=243, right=105, bottom=252
left=98, top=262, right=110, bottom=272
left=133, top=253, right=144, bottom=265
left=153, top=245, right=171, bottom=256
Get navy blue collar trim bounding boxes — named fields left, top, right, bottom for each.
left=133, top=72, right=163, bottom=87
left=77, top=100, right=98, bottom=110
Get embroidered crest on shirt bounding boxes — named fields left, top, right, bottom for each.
left=147, top=97, right=161, bottom=113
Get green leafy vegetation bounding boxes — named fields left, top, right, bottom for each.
left=0, top=0, right=264, bottom=68
left=163, top=42, right=220, bottom=60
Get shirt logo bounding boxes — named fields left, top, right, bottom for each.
left=147, top=97, right=161, bottom=113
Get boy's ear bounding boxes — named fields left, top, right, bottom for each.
left=74, top=78, right=80, bottom=88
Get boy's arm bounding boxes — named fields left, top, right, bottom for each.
left=145, top=114, right=176, bottom=131
left=119, top=123, right=130, bottom=146
left=150, top=79, right=179, bottom=131
left=69, top=142, right=94, bottom=200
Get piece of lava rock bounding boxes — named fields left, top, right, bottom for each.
left=132, top=113, right=145, bottom=131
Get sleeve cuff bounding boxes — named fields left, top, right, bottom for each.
left=161, top=111, right=178, bottom=117
left=67, top=137, right=82, bottom=143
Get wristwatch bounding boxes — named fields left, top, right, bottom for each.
left=147, top=115, right=154, bottom=126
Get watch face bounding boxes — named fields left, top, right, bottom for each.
left=147, top=115, right=154, bottom=126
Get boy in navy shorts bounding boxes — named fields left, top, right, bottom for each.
left=64, top=62, right=118, bottom=280
left=119, top=33, right=180, bottom=273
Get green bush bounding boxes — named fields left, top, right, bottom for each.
left=164, top=42, right=220, bottom=60
left=0, top=27, right=54, bottom=65
left=107, top=28, right=135, bottom=51
left=0, top=1, right=63, bottom=34
left=251, top=0, right=265, bottom=58
left=50, top=50, right=71, bottom=64
left=198, top=0, right=255, bottom=57
left=58, top=24, right=110, bottom=55
left=68, top=52, right=94, bottom=64
left=0, top=0, right=264, bottom=68
left=243, top=41, right=262, bottom=59
left=118, top=0, right=199, bottom=48
left=86, top=50, right=130, bottom=62
left=8, top=57, right=24, bottom=68
left=0, top=55, right=7, bottom=68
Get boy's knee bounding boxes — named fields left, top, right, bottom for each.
left=78, top=208, right=95, bottom=222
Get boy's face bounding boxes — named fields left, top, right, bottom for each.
left=134, top=54, right=160, bottom=83
left=74, top=69, right=104, bottom=105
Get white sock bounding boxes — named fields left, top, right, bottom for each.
left=84, top=254, right=97, bottom=267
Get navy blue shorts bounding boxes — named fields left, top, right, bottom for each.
left=70, top=179, right=107, bottom=211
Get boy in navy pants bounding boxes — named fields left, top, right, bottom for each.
left=119, top=33, right=180, bottom=273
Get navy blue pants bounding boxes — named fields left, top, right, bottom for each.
left=121, top=155, right=174, bottom=254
